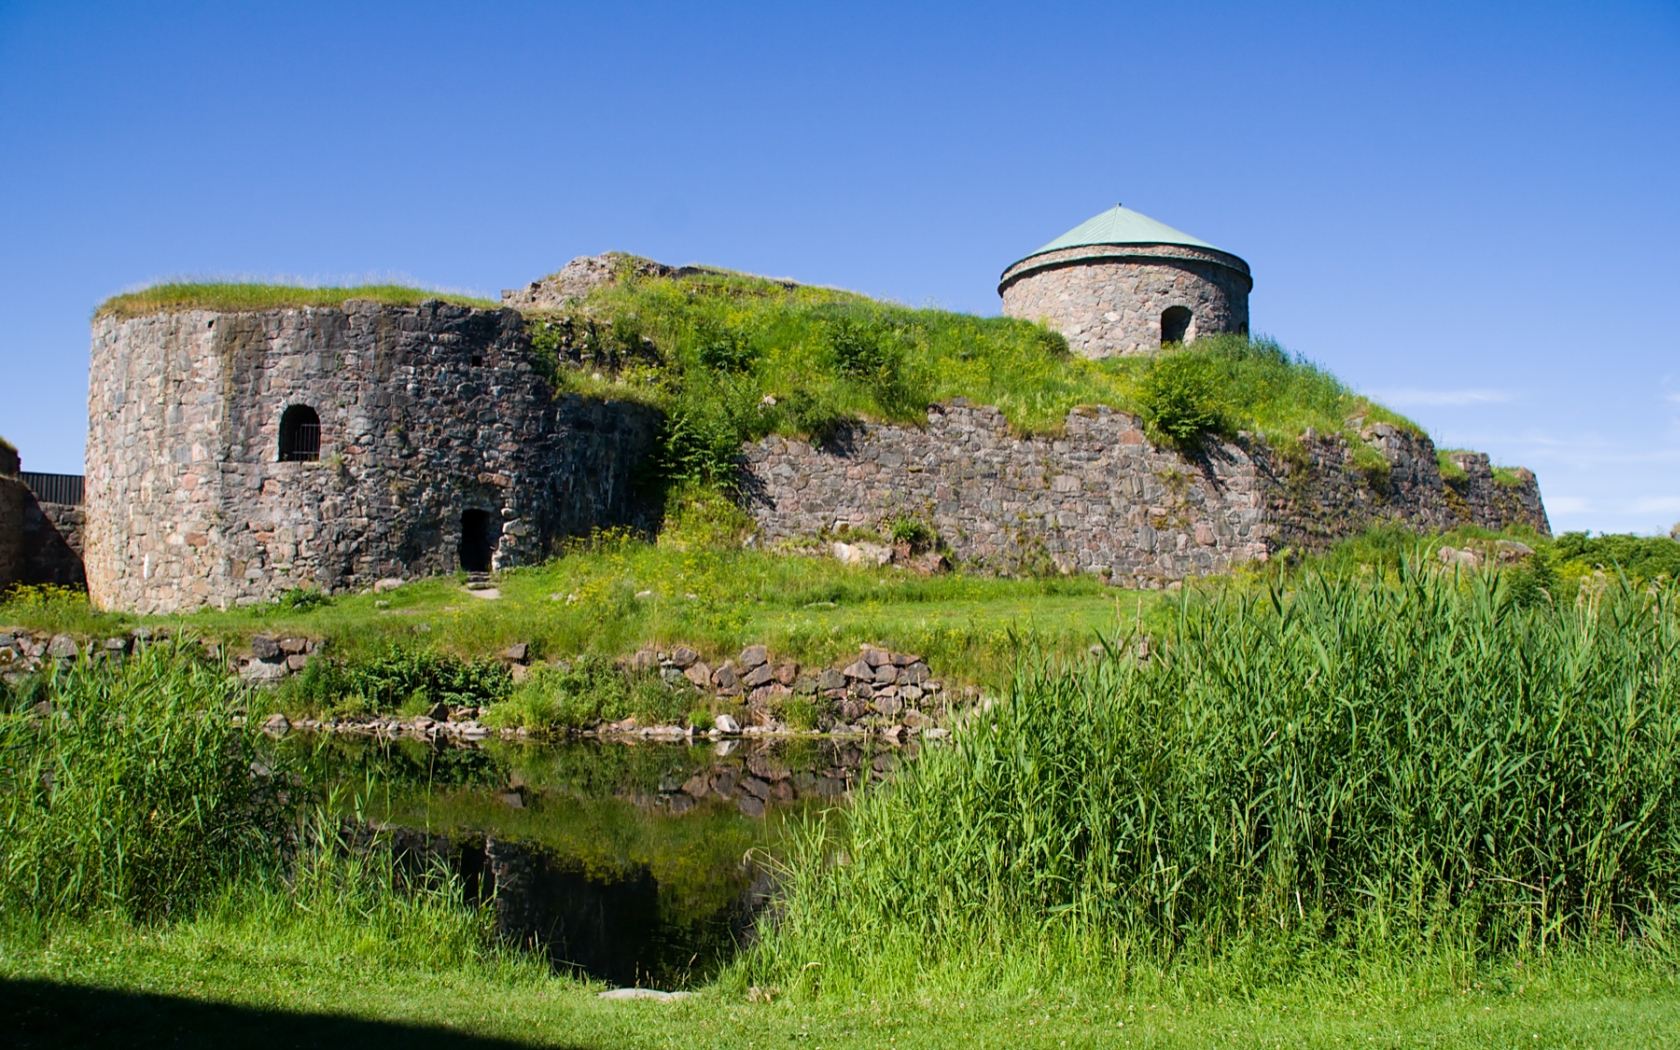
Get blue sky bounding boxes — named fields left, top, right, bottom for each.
left=2, top=1, right=1676, bottom=534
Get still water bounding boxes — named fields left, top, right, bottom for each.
left=282, top=732, right=901, bottom=987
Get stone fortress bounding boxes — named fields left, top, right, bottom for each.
left=0, top=204, right=1549, bottom=612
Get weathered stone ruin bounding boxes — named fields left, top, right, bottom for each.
left=84, top=300, right=658, bottom=613
left=744, top=403, right=1547, bottom=587
left=58, top=206, right=1549, bottom=613
left=0, top=442, right=86, bottom=593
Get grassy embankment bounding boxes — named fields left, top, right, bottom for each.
left=3, top=524, right=1675, bottom=732
left=96, top=263, right=1429, bottom=494
left=524, top=262, right=1423, bottom=485
left=5, top=566, right=1680, bottom=1046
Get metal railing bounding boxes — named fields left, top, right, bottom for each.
left=281, top=421, right=321, bottom=462
left=21, top=472, right=84, bottom=505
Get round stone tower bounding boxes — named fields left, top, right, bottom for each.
left=998, top=205, right=1251, bottom=358
left=83, top=299, right=659, bottom=614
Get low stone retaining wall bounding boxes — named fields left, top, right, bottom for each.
left=744, top=401, right=1549, bottom=586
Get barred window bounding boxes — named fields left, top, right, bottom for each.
left=279, top=405, right=321, bottom=462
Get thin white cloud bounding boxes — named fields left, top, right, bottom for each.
left=1546, top=496, right=1591, bottom=514
left=1369, top=387, right=1516, bottom=408
left=1630, top=496, right=1680, bottom=514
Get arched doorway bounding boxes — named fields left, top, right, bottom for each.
left=1160, top=306, right=1193, bottom=346
left=459, top=509, right=496, bottom=572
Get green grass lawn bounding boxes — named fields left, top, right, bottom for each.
left=7, top=920, right=1678, bottom=1049
left=3, top=541, right=1146, bottom=697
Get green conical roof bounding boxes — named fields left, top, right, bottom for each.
left=1012, top=204, right=1223, bottom=267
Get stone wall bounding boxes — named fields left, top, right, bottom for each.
left=19, top=499, right=85, bottom=588
left=0, top=477, right=24, bottom=592
left=744, top=401, right=1548, bottom=586
left=0, top=449, right=84, bottom=591
left=1440, top=452, right=1549, bottom=532
left=86, top=301, right=660, bottom=614
left=999, top=244, right=1252, bottom=358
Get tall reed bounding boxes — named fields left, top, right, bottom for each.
left=752, top=567, right=1680, bottom=993
left=0, top=644, right=291, bottom=919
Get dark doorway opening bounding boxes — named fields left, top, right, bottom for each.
left=278, top=405, right=321, bottom=462
left=459, top=509, right=496, bottom=572
left=1160, top=306, right=1193, bottom=346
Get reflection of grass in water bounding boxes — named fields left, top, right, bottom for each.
left=292, top=734, right=839, bottom=934
left=378, top=784, right=781, bottom=924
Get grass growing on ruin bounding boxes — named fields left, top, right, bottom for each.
left=95, top=282, right=498, bottom=319
left=527, top=262, right=1418, bottom=476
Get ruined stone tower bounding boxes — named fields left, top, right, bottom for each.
left=83, top=300, right=658, bottom=614
left=998, top=205, right=1251, bottom=358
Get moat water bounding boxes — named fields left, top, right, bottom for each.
left=283, top=733, right=901, bottom=988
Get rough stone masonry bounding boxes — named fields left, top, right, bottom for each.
left=77, top=255, right=1549, bottom=614
left=85, top=300, right=659, bottom=614
left=744, top=400, right=1547, bottom=585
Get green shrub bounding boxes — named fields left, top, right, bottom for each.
left=285, top=646, right=511, bottom=715
left=776, top=696, right=819, bottom=732
left=887, top=516, right=938, bottom=553
left=657, top=481, right=757, bottom=550
left=654, top=375, right=764, bottom=489
left=1138, top=350, right=1231, bottom=448
left=483, top=655, right=685, bottom=732
left=1550, top=531, right=1680, bottom=583
left=0, top=646, right=294, bottom=919
left=273, top=587, right=332, bottom=612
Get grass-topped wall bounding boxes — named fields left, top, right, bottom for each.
left=95, top=282, right=498, bottom=320
left=523, top=263, right=1422, bottom=487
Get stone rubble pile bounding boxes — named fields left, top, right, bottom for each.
left=624, top=641, right=952, bottom=738
left=235, top=634, right=323, bottom=684
left=0, top=625, right=191, bottom=687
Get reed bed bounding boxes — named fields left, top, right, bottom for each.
left=0, top=644, right=290, bottom=920
left=751, top=566, right=1680, bottom=995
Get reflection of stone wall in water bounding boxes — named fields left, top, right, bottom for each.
left=487, top=840, right=666, bottom=986
left=86, top=302, right=661, bottom=614
left=334, top=736, right=880, bottom=985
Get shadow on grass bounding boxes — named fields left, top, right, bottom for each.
left=5, top=978, right=569, bottom=1049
